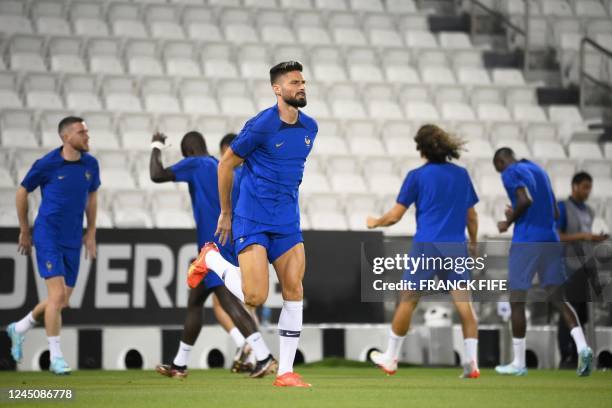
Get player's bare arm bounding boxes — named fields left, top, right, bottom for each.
left=216, top=147, right=244, bottom=245
left=84, top=190, right=97, bottom=259
left=498, top=187, right=532, bottom=233
left=467, top=207, right=478, bottom=257
left=367, top=203, right=408, bottom=229
left=150, top=132, right=176, bottom=183
left=16, top=186, right=31, bottom=256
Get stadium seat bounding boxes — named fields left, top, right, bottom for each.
left=567, top=142, right=603, bottom=160
left=404, top=102, right=440, bottom=122
left=142, top=78, right=181, bottom=114
left=309, top=210, right=349, bottom=230
left=49, top=37, right=86, bottom=74
left=163, top=41, right=201, bottom=77
left=476, top=103, right=512, bottom=121
left=119, top=114, right=155, bottom=150
left=331, top=99, right=367, bottom=119
left=281, top=0, right=314, bottom=9
left=88, top=38, right=125, bottom=75
left=512, top=104, right=548, bottom=122
left=385, top=65, right=421, bottom=84
left=64, top=75, right=102, bottom=111
left=101, top=169, right=137, bottom=190
left=531, top=140, right=567, bottom=159
left=540, top=0, right=573, bottom=17
left=146, top=5, right=185, bottom=40
left=0, top=15, right=33, bottom=35
left=463, top=139, right=494, bottom=160
left=186, top=21, right=223, bottom=41
left=71, top=2, right=109, bottom=36
left=297, top=27, right=332, bottom=45
left=440, top=102, right=476, bottom=121
left=8, top=35, right=47, bottom=72
left=386, top=0, right=417, bottom=13
left=203, top=59, right=239, bottom=79
left=421, top=66, right=456, bottom=85
left=24, top=74, right=64, bottom=110
left=492, top=69, right=526, bottom=86
left=506, top=88, right=536, bottom=108
left=404, top=31, right=438, bottom=48
left=333, top=27, right=368, bottom=46
left=457, top=67, right=491, bottom=85
left=109, top=3, right=148, bottom=39
left=438, top=32, right=473, bottom=49
left=114, top=208, right=154, bottom=228
left=84, top=113, right=120, bottom=150
left=154, top=209, right=194, bottom=228
left=369, top=29, right=403, bottom=47
left=478, top=174, right=507, bottom=199
left=349, top=64, right=384, bottom=82
left=574, top=0, right=606, bottom=17
left=592, top=178, right=612, bottom=198
left=0, top=73, right=22, bottom=109
left=367, top=100, right=404, bottom=120
left=399, top=86, right=430, bottom=104
left=383, top=135, right=419, bottom=157
left=451, top=50, right=483, bottom=68
left=301, top=170, right=332, bottom=194
left=581, top=160, right=612, bottom=178
left=126, top=40, right=164, bottom=76
left=314, top=0, right=348, bottom=11
left=102, top=76, right=142, bottom=112
left=330, top=173, right=368, bottom=194
left=348, top=136, right=387, bottom=155
left=179, top=79, right=219, bottom=115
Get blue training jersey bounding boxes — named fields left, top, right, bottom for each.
left=170, top=155, right=241, bottom=264
left=230, top=105, right=318, bottom=226
left=501, top=159, right=559, bottom=242
left=21, top=147, right=101, bottom=248
left=397, top=162, right=478, bottom=242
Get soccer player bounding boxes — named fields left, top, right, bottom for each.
left=7, top=116, right=100, bottom=375
left=214, top=61, right=317, bottom=387
left=366, top=124, right=481, bottom=379
left=492, top=147, right=593, bottom=376
left=150, top=131, right=276, bottom=378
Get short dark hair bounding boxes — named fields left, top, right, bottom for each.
left=58, top=116, right=84, bottom=135
left=270, top=61, right=303, bottom=84
left=181, top=131, right=208, bottom=156
left=219, top=133, right=237, bottom=150
left=572, top=171, right=592, bottom=185
left=493, top=147, right=515, bottom=161
left=414, top=124, right=465, bottom=163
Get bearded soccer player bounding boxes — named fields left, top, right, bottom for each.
left=212, top=61, right=317, bottom=387
left=493, top=147, right=593, bottom=376
left=7, top=117, right=99, bottom=375
left=150, top=131, right=276, bottom=378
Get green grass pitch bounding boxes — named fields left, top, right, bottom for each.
left=1, top=360, right=611, bottom=408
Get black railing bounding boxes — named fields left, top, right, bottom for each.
left=579, top=37, right=612, bottom=111
left=468, top=0, right=530, bottom=73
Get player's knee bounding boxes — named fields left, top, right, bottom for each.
left=244, top=291, right=267, bottom=307
left=281, top=285, right=303, bottom=301
left=47, top=293, right=66, bottom=309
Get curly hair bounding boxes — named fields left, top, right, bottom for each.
left=414, top=124, right=465, bottom=163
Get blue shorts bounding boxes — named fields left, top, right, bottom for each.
left=34, top=242, right=80, bottom=288
left=233, top=215, right=303, bottom=263
left=508, top=242, right=567, bottom=290
left=401, top=242, right=471, bottom=285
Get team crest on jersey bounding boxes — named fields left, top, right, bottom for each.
left=305, top=136, right=311, bottom=146
left=85, top=171, right=92, bottom=181
left=46, top=261, right=53, bottom=271
left=239, top=237, right=245, bottom=243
